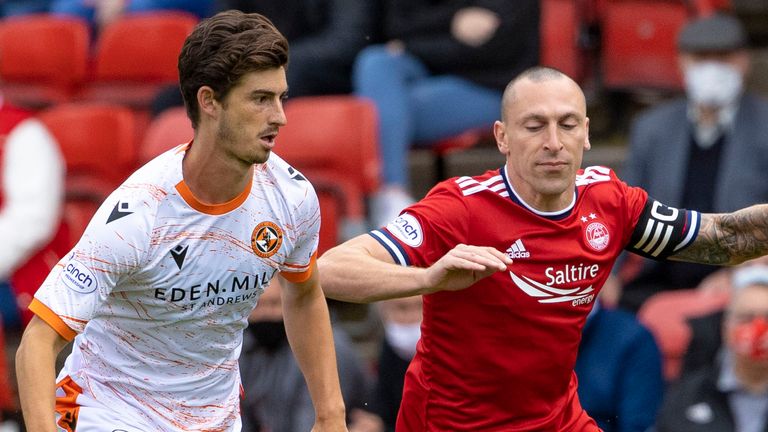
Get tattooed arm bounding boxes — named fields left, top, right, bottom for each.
left=670, top=204, right=768, bottom=266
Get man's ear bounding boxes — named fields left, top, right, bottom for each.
left=584, top=116, right=591, bottom=151
left=197, top=86, right=219, bottom=119
left=494, top=120, right=508, bottom=155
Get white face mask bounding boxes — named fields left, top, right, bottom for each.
left=684, top=61, right=743, bottom=107
left=384, top=322, right=421, bottom=360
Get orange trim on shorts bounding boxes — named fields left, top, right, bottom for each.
left=29, top=299, right=76, bottom=341
left=175, top=177, right=253, bottom=215
left=55, top=375, right=83, bottom=432
left=280, top=253, right=316, bottom=283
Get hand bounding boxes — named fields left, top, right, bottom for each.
left=422, top=244, right=512, bottom=293
left=385, top=39, right=405, bottom=55
left=451, top=7, right=501, bottom=47
left=348, top=409, right=385, bottom=432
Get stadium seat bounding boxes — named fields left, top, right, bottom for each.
left=429, top=129, right=490, bottom=182
left=139, top=107, right=193, bottom=164
left=637, top=288, right=730, bottom=381
left=39, top=103, right=139, bottom=239
left=78, top=12, right=198, bottom=108
left=279, top=96, right=381, bottom=230
left=0, top=14, right=90, bottom=108
left=541, top=0, right=588, bottom=83
left=600, top=1, right=689, bottom=91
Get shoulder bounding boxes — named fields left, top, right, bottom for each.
left=264, top=153, right=318, bottom=203
left=447, top=169, right=507, bottom=201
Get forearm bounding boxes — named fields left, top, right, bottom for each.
left=319, top=240, right=431, bottom=303
left=282, top=279, right=346, bottom=424
left=673, top=204, right=768, bottom=265
left=16, top=317, right=69, bottom=432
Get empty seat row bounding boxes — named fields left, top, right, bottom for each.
left=0, top=12, right=197, bottom=109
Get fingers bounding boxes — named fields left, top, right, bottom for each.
left=448, top=244, right=512, bottom=272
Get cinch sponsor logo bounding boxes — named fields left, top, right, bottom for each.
left=506, top=239, right=530, bottom=259
left=387, top=213, right=423, bottom=247
left=509, top=262, right=600, bottom=306
left=61, top=260, right=98, bottom=294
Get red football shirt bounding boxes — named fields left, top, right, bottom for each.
left=370, top=166, right=699, bottom=431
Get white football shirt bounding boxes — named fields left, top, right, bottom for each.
left=32, top=143, right=320, bottom=431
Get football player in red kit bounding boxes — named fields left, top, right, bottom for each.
left=319, top=66, right=768, bottom=431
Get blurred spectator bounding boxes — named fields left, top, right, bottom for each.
left=50, top=0, right=212, bottom=32
left=366, top=295, right=423, bottom=432
left=0, top=100, right=65, bottom=329
left=575, top=299, right=665, bottom=432
left=240, top=278, right=372, bottom=432
left=655, top=264, right=768, bottom=431
left=355, top=0, right=539, bottom=227
left=681, top=257, right=768, bottom=377
left=152, top=0, right=378, bottom=116
left=614, top=13, right=768, bottom=312
left=0, top=98, right=65, bottom=429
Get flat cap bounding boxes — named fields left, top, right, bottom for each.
left=678, top=13, right=748, bottom=53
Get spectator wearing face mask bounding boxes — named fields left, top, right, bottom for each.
left=239, top=278, right=373, bottom=432
left=364, top=295, right=423, bottom=432
left=608, top=13, right=768, bottom=313
left=655, top=265, right=768, bottom=431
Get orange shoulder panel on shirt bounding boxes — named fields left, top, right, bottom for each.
left=29, top=298, right=77, bottom=341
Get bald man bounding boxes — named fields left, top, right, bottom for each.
left=319, top=66, right=768, bottom=431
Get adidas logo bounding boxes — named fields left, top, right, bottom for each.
left=506, top=239, right=530, bottom=259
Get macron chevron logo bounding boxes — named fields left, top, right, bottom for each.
left=506, top=239, right=530, bottom=259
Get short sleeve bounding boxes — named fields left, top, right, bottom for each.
left=370, top=183, right=469, bottom=268
left=32, top=187, right=152, bottom=339
left=279, top=182, right=320, bottom=283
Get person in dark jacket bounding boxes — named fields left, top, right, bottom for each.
left=355, top=0, right=540, bottom=227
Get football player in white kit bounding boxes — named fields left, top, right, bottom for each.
left=15, top=10, right=348, bottom=432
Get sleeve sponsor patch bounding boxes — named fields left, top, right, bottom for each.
left=385, top=213, right=423, bottom=247
left=60, top=257, right=99, bottom=294
left=627, top=199, right=700, bottom=260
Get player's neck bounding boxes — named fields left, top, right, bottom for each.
left=182, top=135, right=254, bottom=205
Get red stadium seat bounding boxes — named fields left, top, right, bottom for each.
left=0, top=14, right=90, bottom=108
left=78, top=12, right=198, bottom=108
left=601, top=1, right=689, bottom=91
left=139, top=107, right=193, bottom=164
left=279, top=96, right=381, bottom=226
left=637, top=288, right=730, bottom=380
left=541, top=0, right=587, bottom=83
left=40, top=103, right=139, bottom=240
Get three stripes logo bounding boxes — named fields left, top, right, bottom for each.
left=506, top=239, right=531, bottom=259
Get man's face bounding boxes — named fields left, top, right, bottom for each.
left=494, top=77, right=590, bottom=211
left=724, top=284, right=768, bottom=366
left=215, top=67, right=288, bottom=166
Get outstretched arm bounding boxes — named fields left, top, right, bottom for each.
left=280, top=265, right=347, bottom=432
left=318, top=234, right=511, bottom=303
left=16, top=316, right=71, bottom=432
left=671, top=204, right=768, bottom=265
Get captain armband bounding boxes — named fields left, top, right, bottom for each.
left=626, top=199, right=700, bottom=260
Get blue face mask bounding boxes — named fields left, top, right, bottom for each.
left=684, top=61, right=743, bottom=107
